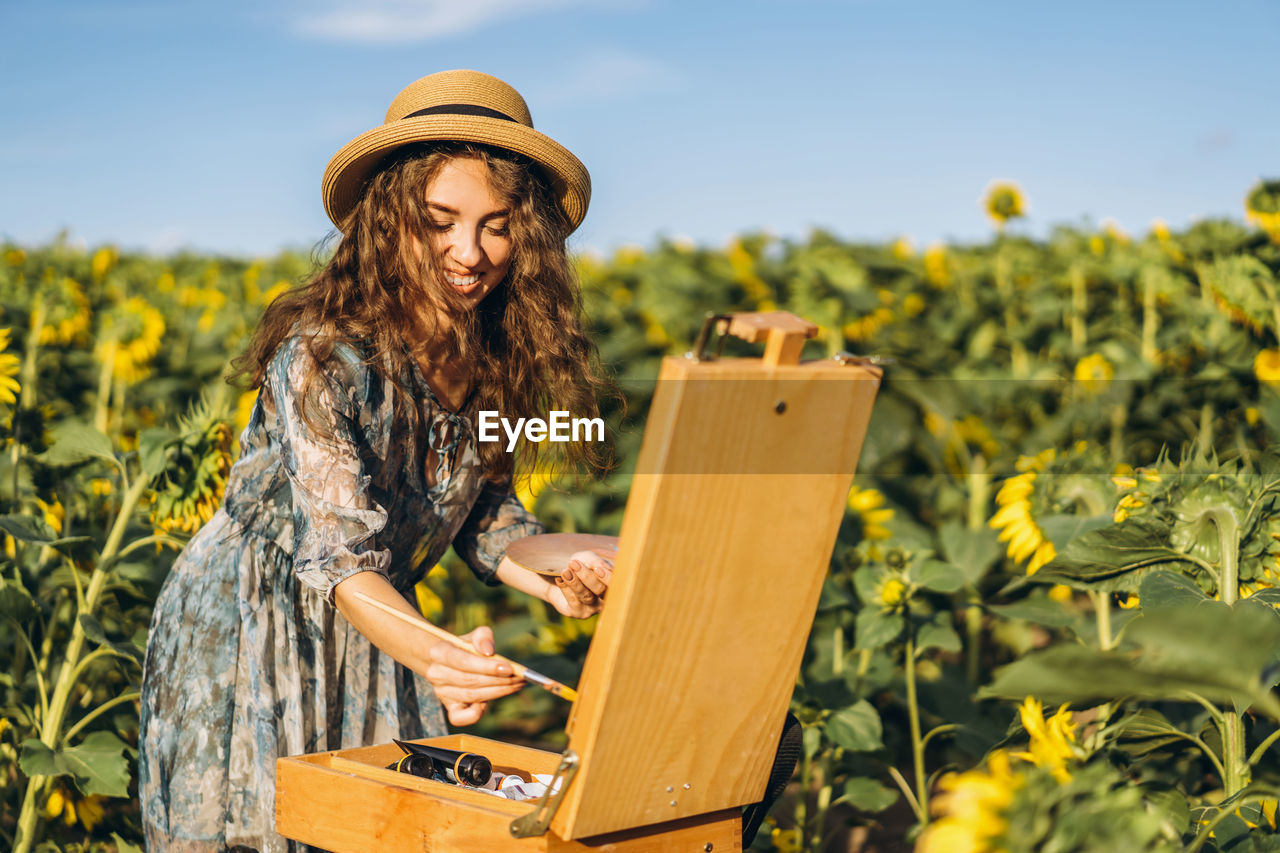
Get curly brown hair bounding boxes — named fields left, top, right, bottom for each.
left=230, top=141, right=614, bottom=483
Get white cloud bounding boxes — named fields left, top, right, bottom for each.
left=293, top=0, right=601, bottom=43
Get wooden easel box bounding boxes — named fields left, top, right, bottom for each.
left=277, top=327, right=882, bottom=852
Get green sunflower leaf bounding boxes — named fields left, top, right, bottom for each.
left=911, top=559, right=966, bottom=593
left=1033, top=518, right=1189, bottom=591
left=19, top=731, right=131, bottom=797
left=840, top=776, right=899, bottom=812
left=78, top=613, right=144, bottom=665
left=825, top=700, right=883, bottom=752
left=1137, top=570, right=1209, bottom=610
left=938, top=521, right=1001, bottom=585
left=980, top=602, right=1280, bottom=714
left=138, top=426, right=179, bottom=479
left=38, top=421, right=115, bottom=468
left=0, top=576, right=38, bottom=622
left=0, top=514, right=55, bottom=543
left=987, top=596, right=1076, bottom=628
left=855, top=609, right=903, bottom=650
left=915, top=612, right=962, bottom=656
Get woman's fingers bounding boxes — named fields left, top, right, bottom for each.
left=461, top=625, right=497, bottom=656
left=443, top=699, right=487, bottom=727
left=554, top=560, right=609, bottom=618
left=429, top=639, right=511, bottom=675
left=425, top=661, right=522, bottom=690
left=560, top=560, right=608, bottom=596
left=568, top=549, right=614, bottom=574
left=434, top=681, right=525, bottom=704
left=419, top=626, right=526, bottom=725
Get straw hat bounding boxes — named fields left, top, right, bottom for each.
left=322, top=70, right=590, bottom=232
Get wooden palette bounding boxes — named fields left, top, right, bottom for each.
left=505, top=533, right=620, bottom=577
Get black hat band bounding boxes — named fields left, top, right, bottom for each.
left=402, top=103, right=519, bottom=123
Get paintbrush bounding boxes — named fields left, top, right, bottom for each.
left=351, top=590, right=579, bottom=702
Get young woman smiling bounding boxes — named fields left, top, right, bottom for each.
left=138, top=70, right=614, bottom=852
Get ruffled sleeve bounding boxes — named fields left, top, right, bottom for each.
left=452, top=477, right=546, bottom=586
left=267, top=337, right=391, bottom=603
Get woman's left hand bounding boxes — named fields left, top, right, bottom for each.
left=547, top=549, right=613, bottom=618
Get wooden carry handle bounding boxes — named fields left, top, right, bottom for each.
left=725, top=311, right=818, bottom=366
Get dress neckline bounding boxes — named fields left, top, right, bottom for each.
left=408, top=352, right=477, bottom=417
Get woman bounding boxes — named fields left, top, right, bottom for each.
left=139, top=70, right=614, bottom=852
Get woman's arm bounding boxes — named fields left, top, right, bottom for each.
left=332, top=571, right=524, bottom=726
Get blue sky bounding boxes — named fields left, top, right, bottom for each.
left=3, top=0, right=1276, bottom=258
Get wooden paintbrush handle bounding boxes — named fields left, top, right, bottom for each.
left=350, top=590, right=527, bottom=676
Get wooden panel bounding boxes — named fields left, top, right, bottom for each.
left=554, top=357, right=880, bottom=839
left=276, top=734, right=742, bottom=852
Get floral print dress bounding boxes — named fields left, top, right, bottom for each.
left=138, top=335, right=543, bottom=852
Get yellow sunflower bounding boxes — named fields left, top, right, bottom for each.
left=515, top=466, right=559, bottom=512
left=1256, top=349, right=1280, bottom=389
left=1074, top=353, right=1114, bottom=393
left=848, top=487, right=894, bottom=541
left=98, top=297, right=166, bottom=384
left=44, top=784, right=107, bottom=832
left=919, top=750, right=1021, bottom=853
left=0, top=328, right=20, bottom=406
left=988, top=451, right=1057, bottom=575
left=983, top=181, right=1027, bottom=229
left=414, top=563, right=448, bottom=622
left=1245, top=179, right=1280, bottom=242
left=1013, top=697, right=1078, bottom=784
left=91, top=245, right=118, bottom=280
left=38, top=277, right=92, bottom=346
left=150, top=421, right=233, bottom=537
left=923, top=243, right=951, bottom=288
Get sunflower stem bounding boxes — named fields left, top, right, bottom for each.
left=904, top=631, right=928, bottom=826
left=1199, top=402, right=1214, bottom=457
left=62, top=691, right=141, bottom=746
left=1141, top=269, right=1160, bottom=366
left=1109, top=403, right=1127, bottom=466
left=832, top=623, right=843, bottom=677
left=93, top=336, right=117, bottom=435
left=1091, top=589, right=1113, bottom=651
left=966, top=454, right=989, bottom=685
left=13, top=471, right=149, bottom=853
left=1070, top=264, right=1087, bottom=355
left=11, top=298, right=44, bottom=507
left=1209, top=506, right=1248, bottom=797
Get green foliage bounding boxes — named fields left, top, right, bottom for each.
left=2, top=199, right=1279, bottom=850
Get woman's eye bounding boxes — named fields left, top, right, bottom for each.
left=426, top=219, right=451, bottom=231
left=485, top=223, right=509, bottom=236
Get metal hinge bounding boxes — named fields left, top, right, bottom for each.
left=508, top=750, right=580, bottom=838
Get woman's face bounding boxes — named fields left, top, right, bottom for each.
left=419, top=156, right=513, bottom=311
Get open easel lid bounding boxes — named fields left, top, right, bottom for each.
left=544, top=312, right=882, bottom=839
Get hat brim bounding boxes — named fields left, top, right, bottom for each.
left=322, top=115, right=591, bottom=233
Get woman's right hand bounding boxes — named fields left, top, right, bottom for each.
left=333, top=572, right=524, bottom=727
left=422, top=626, right=525, bottom=726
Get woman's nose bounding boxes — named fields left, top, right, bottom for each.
left=449, top=228, right=483, bottom=268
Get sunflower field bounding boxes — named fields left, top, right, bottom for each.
left=4, top=178, right=1280, bottom=852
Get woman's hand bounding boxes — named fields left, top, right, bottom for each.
left=332, top=572, right=522, bottom=727
left=423, top=626, right=525, bottom=726
left=546, top=548, right=614, bottom=618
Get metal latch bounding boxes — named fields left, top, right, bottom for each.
left=831, top=351, right=894, bottom=368
left=687, top=313, right=734, bottom=362
left=508, top=750, right=580, bottom=838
